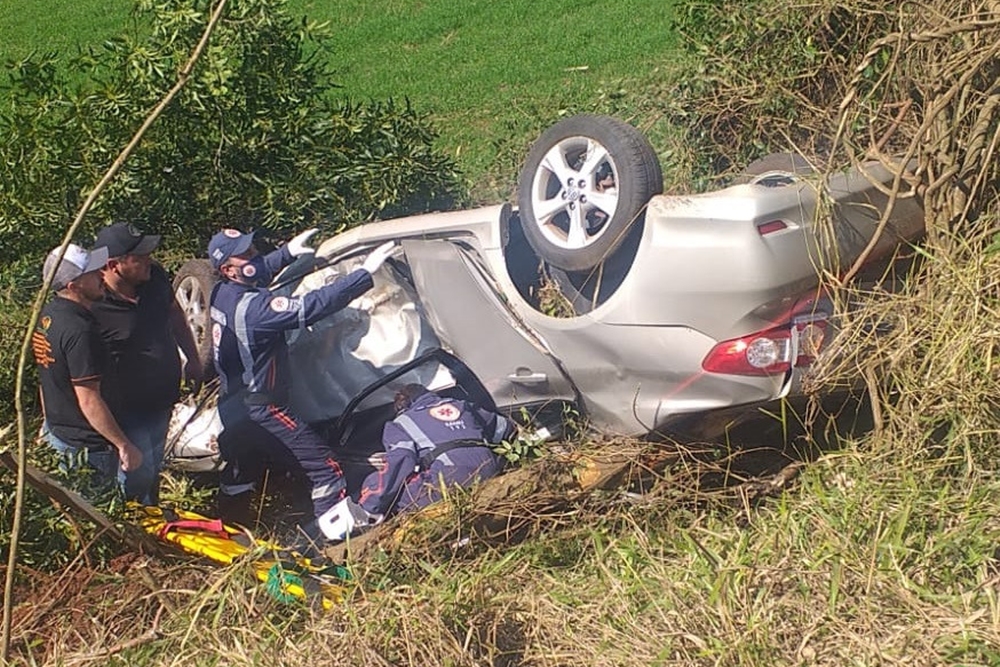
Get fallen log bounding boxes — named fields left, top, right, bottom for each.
left=0, top=450, right=125, bottom=543
left=324, top=439, right=678, bottom=562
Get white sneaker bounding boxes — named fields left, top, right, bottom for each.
left=317, top=498, right=383, bottom=542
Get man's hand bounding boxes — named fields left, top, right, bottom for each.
left=287, top=228, right=319, bottom=257
left=118, top=441, right=144, bottom=472
left=75, top=380, right=145, bottom=473
left=361, top=241, right=398, bottom=274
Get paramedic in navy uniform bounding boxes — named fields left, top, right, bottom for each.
left=207, top=226, right=395, bottom=535
left=357, top=383, right=512, bottom=517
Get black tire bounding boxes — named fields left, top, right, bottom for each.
left=172, top=258, right=219, bottom=379
left=517, top=114, right=663, bottom=272
left=732, top=153, right=814, bottom=186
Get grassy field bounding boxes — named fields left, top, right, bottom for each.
left=1, top=0, right=683, bottom=198
left=0, top=2, right=132, bottom=62
left=300, top=0, right=680, bottom=182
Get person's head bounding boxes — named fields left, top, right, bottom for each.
left=208, top=228, right=261, bottom=284
left=42, top=244, right=109, bottom=304
left=393, top=383, right=429, bottom=414
left=93, top=222, right=161, bottom=287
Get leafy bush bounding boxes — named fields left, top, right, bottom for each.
left=0, top=0, right=466, bottom=420
left=0, top=446, right=123, bottom=570
left=672, top=0, right=897, bottom=175
left=0, top=0, right=465, bottom=265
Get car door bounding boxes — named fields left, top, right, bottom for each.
left=400, top=239, right=578, bottom=412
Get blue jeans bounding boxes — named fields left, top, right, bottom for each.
left=118, top=409, right=171, bottom=506
left=44, top=425, right=124, bottom=500
left=44, top=408, right=169, bottom=505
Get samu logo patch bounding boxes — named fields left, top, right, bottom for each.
left=429, top=403, right=461, bottom=422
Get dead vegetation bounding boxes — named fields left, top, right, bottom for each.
left=3, top=440, right=806, bottom=666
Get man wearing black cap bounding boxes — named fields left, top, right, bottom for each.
left=91, top=222, right=203, bottom=504
left=34, top=243, right=143, bottom=497
left=208, top=225, right=395, bottom=535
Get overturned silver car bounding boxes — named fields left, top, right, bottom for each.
left=169, top=114, right=923, bottom=471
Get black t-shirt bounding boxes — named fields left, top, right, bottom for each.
left=32, top=296, right=114, bottom=450
left=91, top=263, right=182, bottom=415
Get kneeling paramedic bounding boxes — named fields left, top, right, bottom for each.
left=208, top=226, right=396, bottom=536
left=340, top=384, right=512, bottom=538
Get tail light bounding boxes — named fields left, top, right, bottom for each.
left=701, top=313, right=829, bottom=376
left=756, top=220, right=789, bottom=235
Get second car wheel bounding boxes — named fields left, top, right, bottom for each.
left=172, top=258, right=219, bottom=380
left=732, top=152, right=815, bottom=187
left=517, top=114, right=663, bottom=272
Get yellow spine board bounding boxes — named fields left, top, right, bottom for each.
left=131, top=504, right=347, bottom=608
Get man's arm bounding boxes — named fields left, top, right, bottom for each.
left=73, top=380, right=143, bottom=472
left=358, top=422, right=419, bottom=515
left=476, top=407, right=514, bottom=444
left=169, top=299, right=204, bottom=390
left=263, top=245, right=294, bottom=277
left=246, top=268, right=374, bottom=333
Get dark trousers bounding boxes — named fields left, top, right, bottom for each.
left=218, top=399, right=345, bottom=519
left=398, top=448, right=502, bottom=513
left=359, top=445, right=501, bottom=516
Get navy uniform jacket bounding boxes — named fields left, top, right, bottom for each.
left=209, top=246, right=374, bottom=407
left=359, top=391, right=512, bottom=515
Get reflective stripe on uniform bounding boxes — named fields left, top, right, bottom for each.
left=220, top=481, right=255, bottom=496
left=234, top=291, right=260, bottom=391
left=312, top=482, right=339, bottom=501
left=288, top=298, right=308, bottom=345
left=395, top=413, right=456, bottom=467
left=210, top=305, right=227, bottom=327
left=492, top=414, right=511, bottom=442
left=394, top=414, right=436, bottom=450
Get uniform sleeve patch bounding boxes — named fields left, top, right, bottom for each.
left=269, top=296, right=301, bottom=313
left=211, top=322, right=222, bottom=348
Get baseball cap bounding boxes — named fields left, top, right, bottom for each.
left=43, top=244, right=110, bottom=290
left=93, top=222, right=161, bottom=258
left=208, top=228, right=255, bottom=269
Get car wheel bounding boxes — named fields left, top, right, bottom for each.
left=173, top=258, right=218, bottom=379
left=517, top=114, right=663, bottom=272
left=732, top=153, right=814, bottom=186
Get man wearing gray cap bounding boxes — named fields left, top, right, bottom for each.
left=33, top=243, right=143, bottom=497
left=91, top=222, right=203, bottom=505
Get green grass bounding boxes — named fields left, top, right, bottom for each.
left=309, top=0, right=681, bottom=188
left=0, top=1, right=133, bottom=62
left=308, top=0, right=678, bottom=105
left=0, top=0, right=684, bottom=198
left=14, top=442, right=1000, bottom=665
